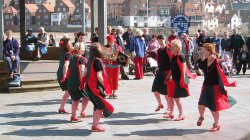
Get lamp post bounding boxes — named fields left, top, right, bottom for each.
left=147, top=0, right=149, bottom=27
left=82, top=0, right=86, bottom=33
left=0, top=1, right=4, bottom=60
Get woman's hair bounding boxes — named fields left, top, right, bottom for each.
left=203, top=43, right=220, bottom=58
left=74, top=42, right=85, bottom=53
left=171, top=39, right=182, bottom=52
left=135, top=29, right=143, bottom=37
left=151, top=34, right=157, bottom=39
left=90, top=43, right=103, bottom=58
left=59, top=38, right=72, bottom=52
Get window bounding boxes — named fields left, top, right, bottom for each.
left=63, top=8, right=66, bottom=12
left=60, top=3, right=63, bottom=6
left=44, top=15, right=49, bottom=19
left=10, top=15, right=13, bottom=19
left=57, top=8, right=61, bottom=12
left=44, top=9, right=46, bottom=12
left=37, top=15, right=40, bottom=19
left=39, top=9, right=42, bottom=12
left=76, top=9, right=79, bottom=12
left=144, top=17, right=147, bottom=21
left=26, top=15, right=30, bottom=19
left=5, top=15, right=9, bottom=19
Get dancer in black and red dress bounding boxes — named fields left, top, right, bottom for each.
left=151, top=35, right=172, bottom=115
left=166, top=39, right=195, bottom=121
left=57, top=37, right=73, bottom=114
left=197, top=43, right=237, bottom=132
left=81, top=43, right=114, bottom=132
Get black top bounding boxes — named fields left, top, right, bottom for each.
left=93, top=59, right=103, bottom=72
left=78, top=57, right=87, bottom=65
left=157, top=47, right=171, bottom=71
left=91, top=33, right=98, bottom=42
left=142, top=34, right=151, bottom=46
left=202, top=59, right=219, bottom=85
left=221, top=38, right=231, bottom=51
left=196, top=34, right=211, bottom=47
left=238, top=51, right=249, bottom=62
left=64, top=53, right=72, bottom=61
left=171, top=54, right=186, bottom=81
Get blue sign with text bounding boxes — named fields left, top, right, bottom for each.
left=171, top=14, right=191, bottom=36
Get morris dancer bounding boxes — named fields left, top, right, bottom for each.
left=57, top=37, right=73, bottom=114
left=197, top=43, right=237, bottom=132
left=151, top=35, right=172, bottom=115
left=104, top=35, right=123, bottom=99
left=81, top=43, right=114, bottom=132
left=166, top=39, right=194, bottom=121
left=65, top=42, right=89, bottom=122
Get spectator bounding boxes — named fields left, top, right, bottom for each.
left=25, top=28, right=37, bottom=60
left=48, top=34, right=56, bottom=46
left=122, top=26, right=135, bottom=51
left=73, top=32, right=78, bottom=45
left=147, top=34, right=159, bottom=59
left=3, top=30, right=20, bottom=78
left=236, top=46, right=249, bottom=75
left=110, top=28, right=116, bottom=36
left=182, top=33, right=194, bottom=70
left=107, top=26, right=112, bottom=34
left=246, top=36, right=250, bottom=68
left=196, top=29, right=211, bottom=48
left=142, top=28, right=151, bottom=46
left=116, top=26, right=129, bottom=80
left=210, top=32, right=221, bottom=56
left=168, top=29, right=179, bottom=44
left=230, top=28, right=245, bottom=68
left=130, top=29, right=146, bottom=80
left=91, top=27, right=98, bottom=43
left=192, top=32, right=200, bottom=65
left=221, top=31, right=232, bottom=58
left=36, top=27, right=48, bottom=60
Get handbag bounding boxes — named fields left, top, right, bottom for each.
left=130, top=40, right=136, bottom=59
left=40, top=44, right=47, bottom=55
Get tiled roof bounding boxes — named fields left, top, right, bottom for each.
left=107, top=0, right=124, bottom=4
left=62, top=0, right=75, bottom=8
left=43, top=3, right=54, bottom=12
left=25, top=4, right=38, bottom=13
left=3, top=6, right=18, bottom=14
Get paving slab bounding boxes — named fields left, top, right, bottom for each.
left=0, top=71, right=250, bottom=140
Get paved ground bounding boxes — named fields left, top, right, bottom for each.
left=1, top=71, right=250, bottom=140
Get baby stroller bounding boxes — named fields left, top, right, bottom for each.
left=220, top=54, right=235, bottom=77
left=144, top=52, right=158, bottom=76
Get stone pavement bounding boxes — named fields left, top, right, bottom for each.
left=0, top=71, right=250, bottom=140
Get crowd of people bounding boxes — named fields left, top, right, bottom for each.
left=3, top=26, right=246, bottom=132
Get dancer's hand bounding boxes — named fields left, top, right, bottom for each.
left=60, top=77, right=66, bottom=84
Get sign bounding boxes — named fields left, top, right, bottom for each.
left=171, top=14, right=191, bottom=36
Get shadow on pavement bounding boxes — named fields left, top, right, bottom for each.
left=0, top=111, right=57, bottom=118
left=104, top=118, right=165, bottom=125
left=6, top=99, right=62, bottom=106
left=0, top=119, right=69, bottom=126
left=115, top=128, right=207, bottom=136
left=2, top=127, right=91, bottom=137
left=109, top=112, right=156, bottom=119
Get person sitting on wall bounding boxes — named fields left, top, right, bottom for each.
left=25, top=28, right=37, bottom=60
left=3, top=30, right=20, bottom=79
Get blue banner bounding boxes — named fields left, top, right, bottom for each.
left=171, top=14, right=191, bottom=36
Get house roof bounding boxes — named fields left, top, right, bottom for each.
left=25, top=4, right=39, bottom=13
left=3, top=6, right=18, bottom=14
left=42, top=3, right=54, bottom=12
left=231, top=3, right=250, bottom=11
left=107, top=0, right=124, bottom=4
left=62, top=0, right=75, bottom=8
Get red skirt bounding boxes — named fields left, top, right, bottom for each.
left=167, top=80, right=189, bottom=98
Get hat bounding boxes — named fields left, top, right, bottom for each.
left=27, top=28, right=33, bottom=32
left=106, top=35, right=115, bottom=42
left=157, top=35, right=165, bottom=40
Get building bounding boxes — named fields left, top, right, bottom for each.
left=35, top=3, right=54, bottom=25
left=3, top=6, right=18, bottom=25
left=202, top=14, right=219, bottom=30
left=123, top=0, right=172, bottom=27
left=184, top=3, right=205, bottom=28
left=19, top=4, right=38, bottom=25
left=107, top=0, right=124, bottom=25
left=54, top=0, right=75, bottom=25
left=71, top=0, right=91, bottom=25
